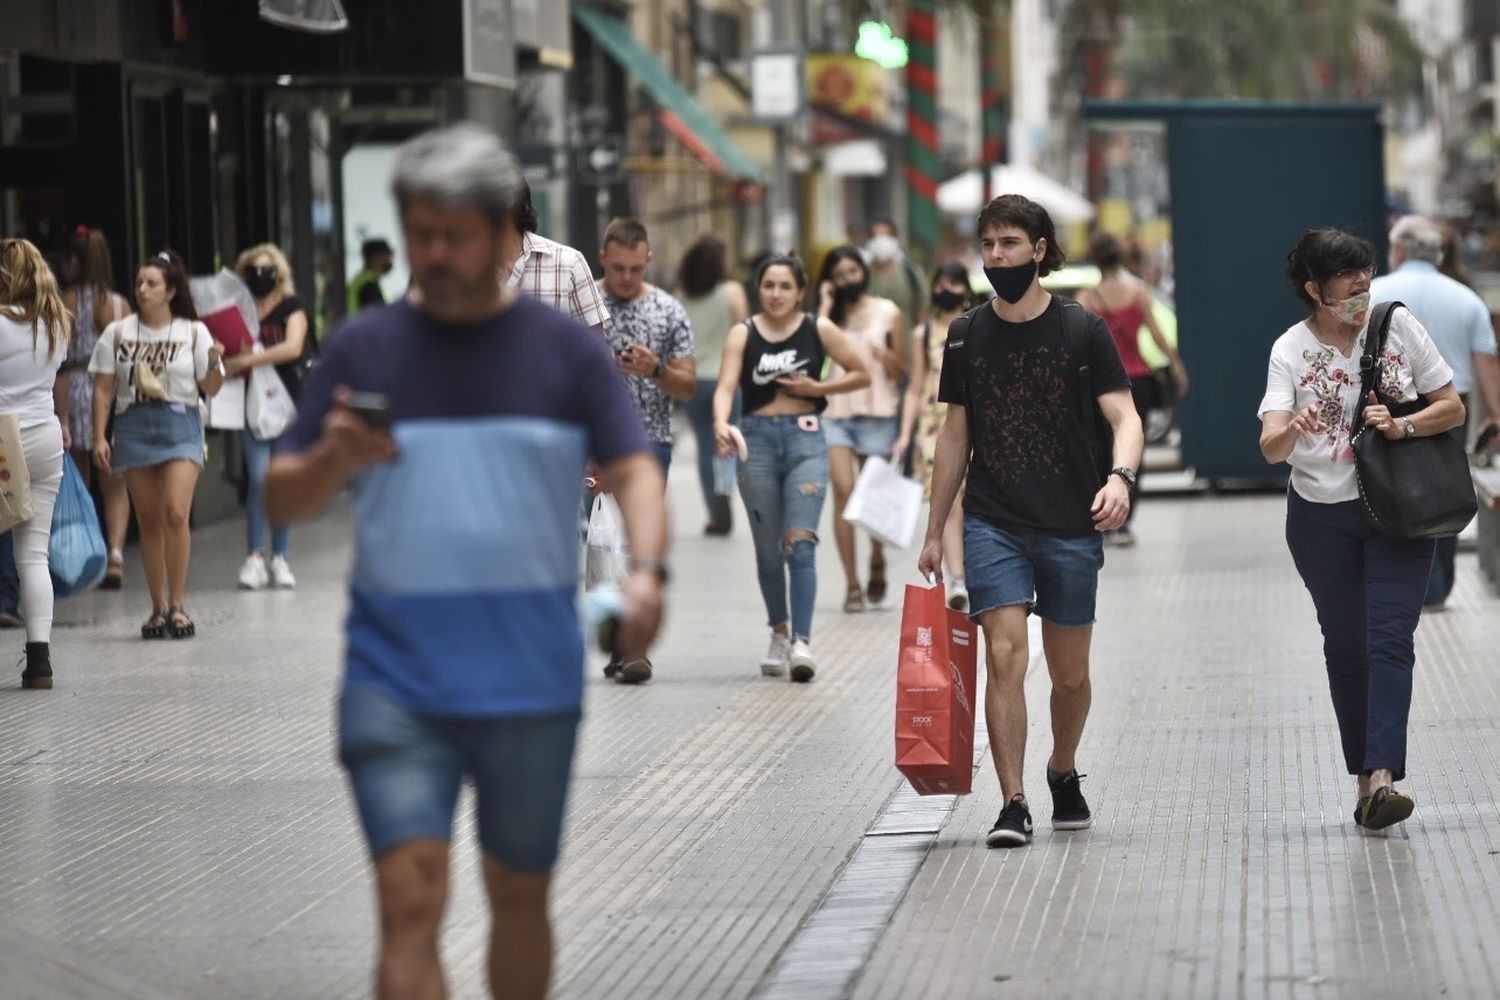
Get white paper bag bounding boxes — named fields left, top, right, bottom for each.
left=842, top=455, right=923, bottom=550
left=205, top=374, right=246, bottom=430
left=246, top=354, right=297, bottom=440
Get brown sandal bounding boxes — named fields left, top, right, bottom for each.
left=843, top=585, right=867, bottom=614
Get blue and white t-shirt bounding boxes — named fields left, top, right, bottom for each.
left=280, top=297, right=650, bottom=718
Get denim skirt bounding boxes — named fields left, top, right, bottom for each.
left=112, top=402, right=204, bottom=472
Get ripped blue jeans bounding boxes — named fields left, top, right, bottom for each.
left=737, top=414, right=830, bottom=641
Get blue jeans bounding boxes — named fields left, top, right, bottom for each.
left=243, top=430, right=290, bottom=557
left=652, top=441, right=673, bottom=475
left=963, top=516, right=1105, bottom=627
left=338, top=684, right=579, bottom=872
left=0, top=531, right=17, bottom=612
left=685, top=380, right=740, bottom=518
left=738, top=414, right=830, bottom=641
left=1285, top=488, right=1434, bottom=781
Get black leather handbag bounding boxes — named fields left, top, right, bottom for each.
left=1351, top=301, right=1477, bottom=539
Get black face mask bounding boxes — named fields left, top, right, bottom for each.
left=932, top=289, right=967, bottom=311
left=983, top=259, right=1038, bottom=304
left=246, top=267, right=278, bottom=298
left=834, top=279, right=868, bottom=304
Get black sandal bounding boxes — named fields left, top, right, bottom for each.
left=141, top=608, right=169, bottom=640
left=867, top=556, right=887, bottom=606
left=166, top=605, right=196, bottom=640
left=1360, top=786, right=1415, bottom=830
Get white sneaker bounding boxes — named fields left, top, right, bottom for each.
left=760, top=632, right=791, bottom=677
left=238, top=553, right=269, bottom=590
left=269, top=555, right=297, bottom=589
left=789, top=639, right=816, bottom=683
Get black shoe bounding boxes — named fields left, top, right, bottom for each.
left=603, top=655, right=624, bottom=679
left=1047, top=769, right=1093, bottom=830
left=1360, top=786, right=1415, bottom=830
left=986, top=795, right=1034, bottom=848
left=614, top=657, right=653, bottom=685
left=20, top=642, right=51, bottom=690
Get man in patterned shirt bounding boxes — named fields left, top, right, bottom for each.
left=500, top=178, right=610, bottom=334
left=597, top=217, right=696, bottom=684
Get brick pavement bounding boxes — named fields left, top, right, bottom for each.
left=1, top=470, right=1498, bottom=999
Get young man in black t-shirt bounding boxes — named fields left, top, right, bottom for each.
left=918, top=195, right=1144, bottom=848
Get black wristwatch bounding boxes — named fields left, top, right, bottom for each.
left=630, top=558, right=671, bottom=584
left=1110, top=467, right=1137, bottom=489
left=652, top=359, right=666, bottom=379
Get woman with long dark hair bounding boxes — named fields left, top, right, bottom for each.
left=713, top=255, right=870, bottom=682
left=677, top=234, right=749, bottom=535
left=1259, top=228, right=1464, bottom=831
left=59, top=226, right=133, bottom=587
left=815, top=244, right=907, bottom=612
left=893, top=261, right=974, bottom=610
left=0, top=238, right=72, bottom=688
left=90, top=249, right=226, bottom=639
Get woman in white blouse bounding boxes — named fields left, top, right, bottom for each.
left=90, top=249, right=226, bottom=640
left=1259, top=228, right=1464, bottom=832
left=0, top=238, right=71, bottom=689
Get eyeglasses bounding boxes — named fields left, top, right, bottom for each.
left=1331, top=266, right=1376, bottom=282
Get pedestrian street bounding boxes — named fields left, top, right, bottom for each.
left=3, top=455, right=1499, bottom=999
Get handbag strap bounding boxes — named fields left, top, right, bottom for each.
left=1354, top=300, right=1402, bottom=428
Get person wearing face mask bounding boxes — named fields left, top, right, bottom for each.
left=228, top=243, right=313, bottom=590
left=893, top=262, right=974, bottom=611
left=816, top=245, right=907, bottom=612
left=865, top=217, right=929, bottom=329
left=713, top=255, right=871, bottom=682
left=918, top=195, right=1143, bottom=849
left=1260, top=228, right=1465, bottom=833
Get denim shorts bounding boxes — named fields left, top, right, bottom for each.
left=823, top=415, right=899, bottom=457
left=111, top=401, right=204, bottom=472
left=338, top=684, right=580, bottom=874
left=964, top=516, right=1105, bottom=627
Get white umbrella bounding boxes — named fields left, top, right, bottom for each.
left=937, top=163, right=1096, bottom=223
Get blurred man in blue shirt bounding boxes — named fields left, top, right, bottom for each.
left=1372, top=214, right=1500, bottom=609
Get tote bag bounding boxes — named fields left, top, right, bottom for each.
left=0, top=414, right=35, bottom=533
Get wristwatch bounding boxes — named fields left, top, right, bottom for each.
left=1110, top=467, right=1137, bottom=489
left=1402, top=417, right=1416, bottom=439
left=630, top=557, right=671, bottom=584
left=652, top=359, right=666, bottom=379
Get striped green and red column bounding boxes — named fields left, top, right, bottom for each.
left=980, top=1, right=1011, bottom=203
left=904, top=0, right=941, bottom=264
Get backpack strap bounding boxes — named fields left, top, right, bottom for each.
left=1058, top=297, right=1099, bottom=453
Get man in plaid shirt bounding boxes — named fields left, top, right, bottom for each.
left=501, top=178, right=610, bottom=334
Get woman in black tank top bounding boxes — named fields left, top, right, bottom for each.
left=709, top=256, right=871, bottom=683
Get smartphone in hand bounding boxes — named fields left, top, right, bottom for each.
left=344, top=391, right=393, bottom=430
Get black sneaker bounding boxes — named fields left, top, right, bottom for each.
left=1047, top=769, right=1093, bottom=830
left=986, top=795, right=1034, bottom=848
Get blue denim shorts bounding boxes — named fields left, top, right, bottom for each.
left=964, top=516, right=1105, bottom=627
left=823, top=415, right=899, bottom=457
left=111, top=401, right=204, bottom=472
left=338, top=684, right=580, bottom=873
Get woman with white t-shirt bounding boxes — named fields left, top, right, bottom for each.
left=0, top=239, right=71, bottom=689
left=1259, top=228, right=1465, bottom=833
left=90, top=249, right=226, bottom=640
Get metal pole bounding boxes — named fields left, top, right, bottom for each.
left=769, top=0, right=797, bottom=253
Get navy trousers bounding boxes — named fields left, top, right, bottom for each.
left=1285, top=488, right=1434, bottom=781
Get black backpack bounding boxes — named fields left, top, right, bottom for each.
left=946, top=297, right=1113, bottom=487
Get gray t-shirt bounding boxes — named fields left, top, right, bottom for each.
left=602, top=286, right=694, bottom=443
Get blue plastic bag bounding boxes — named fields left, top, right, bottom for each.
left=49, top=454, right=107, bottom=598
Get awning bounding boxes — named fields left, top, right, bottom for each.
left=573, top=6, right=765, bottom=183
left=937, top=163, right=1096, bottom=224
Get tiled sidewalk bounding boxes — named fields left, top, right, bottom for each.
left=2, top=474, right=1497, bottom=999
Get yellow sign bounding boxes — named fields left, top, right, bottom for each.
left=806, top=54, right=886, bottom=121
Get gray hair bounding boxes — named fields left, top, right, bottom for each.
left=390, top=122, right=522, bottom=228
left=1389, top=214, right=1444, bottom=265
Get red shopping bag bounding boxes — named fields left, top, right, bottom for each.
left=895, top=583, right=979, bottom=795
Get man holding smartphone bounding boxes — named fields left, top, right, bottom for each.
left=266, top=124, right=666, bottom=1000
left=596, top=217, right=695, bottom=684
